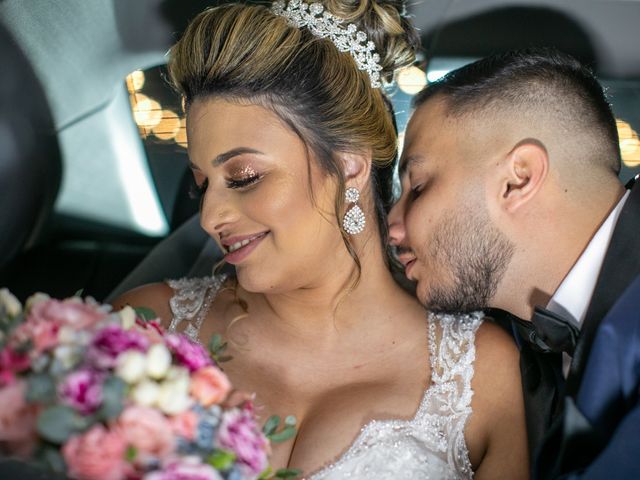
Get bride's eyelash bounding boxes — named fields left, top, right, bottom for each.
left=189, top=178, right=208, bottom=199
left=226, top=174, right=261, bottom=189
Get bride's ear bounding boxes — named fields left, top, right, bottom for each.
left=338, top=150, right=372, bottom=191
left=497, top=139, right=549, bottom=213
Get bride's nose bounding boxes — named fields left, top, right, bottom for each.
left=200, top=188, right=235, bottom=238
left=388, top=201, right=406, bottom=246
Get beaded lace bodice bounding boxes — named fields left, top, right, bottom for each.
left=167, top=275, right=483, bottom=480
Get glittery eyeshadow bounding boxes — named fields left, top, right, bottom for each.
left=230, top=164, right=258, bottom=179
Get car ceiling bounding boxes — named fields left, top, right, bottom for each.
left=2, top=0, right=639, bottom=134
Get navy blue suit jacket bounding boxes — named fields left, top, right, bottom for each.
left=535, top=176, right=640, bottom=479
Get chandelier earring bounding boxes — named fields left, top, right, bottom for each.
left=343, top=187, right=366, bottom=235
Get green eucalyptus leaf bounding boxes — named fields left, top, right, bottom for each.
left=98, top=376, right=126, bottom=420
left=134, top=306, right=157, bottom=322
left=284, top=415, right=297, bottom=427
left=207, top=449, right=236, bottom=470
left=262, top=415, right=280, bottom=436
left=275, top=468, right=302, bottom=479
left=41, top=445, right=66, bottom=474
left=126, top=445, right=137, bottom=462
left=269, top=425, right=297, bottom=443
left=257, top=466, right=273, bottom=480
left=37, top=405, right=81, bottom=444
left=73, top=288, right=84, bottom=297
left=216, top=354, right=234, bottom=363
left=26, top=372, right=56, bottom=404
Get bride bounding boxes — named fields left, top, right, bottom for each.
left=114, top=1, right=527, bottom=478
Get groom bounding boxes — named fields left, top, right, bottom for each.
left=389, top=48, right=640, bottom=478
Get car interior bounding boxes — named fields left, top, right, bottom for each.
left=1, top=0, right=639, bottom=306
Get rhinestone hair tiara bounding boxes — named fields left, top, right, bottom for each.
left=271, top=0, right=384, bottom=88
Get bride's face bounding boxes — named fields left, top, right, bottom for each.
left=186, top=98, right=345, bottom=293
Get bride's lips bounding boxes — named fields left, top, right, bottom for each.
left=221, top=232, right=269, bottom=264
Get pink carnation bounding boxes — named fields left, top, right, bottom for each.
left=117, top=406, right=175, bottom=465
left=165, top=334, right=213, bottom=372
left=217, top=404, right=268, bottom=476
left=87, top=324, right=149, bottom=369
left=12, top=315, right=61, bottom=354
left=0, top=380, right=39, bottom=456
left=59, top=369, right=103, bottom=415
left=62, top=425, right=127, bottom=480
left=0, top=347, right=31, bottom=385
left=144, top=456, right=223, bottom=480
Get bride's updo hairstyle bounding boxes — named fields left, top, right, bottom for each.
left=168, top=0, right=418, bottom=276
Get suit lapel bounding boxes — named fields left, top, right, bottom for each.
left=566, top=175, right=640, bottom=396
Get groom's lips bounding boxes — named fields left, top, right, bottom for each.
left=396, top=253, right=417, bottom=278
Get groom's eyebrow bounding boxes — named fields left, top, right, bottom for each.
left=399, top=154, right=425, bottom=176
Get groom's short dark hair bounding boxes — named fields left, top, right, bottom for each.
left=414, top=48, right=622, bottom=174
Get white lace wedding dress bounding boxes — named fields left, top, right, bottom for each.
left=167, top=275, right=484, bottom=480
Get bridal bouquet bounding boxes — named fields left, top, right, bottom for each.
left=0, top=289, right=296, bottom=480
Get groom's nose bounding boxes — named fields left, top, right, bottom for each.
left=388, top=201, right=406, bottom=246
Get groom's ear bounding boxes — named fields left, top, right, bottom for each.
left=498, top=139, right=549, bottom=213
left=338, top=150, right=372, bottom=191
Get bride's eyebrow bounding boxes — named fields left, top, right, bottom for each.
left=212, top=147, right=265, bottom=166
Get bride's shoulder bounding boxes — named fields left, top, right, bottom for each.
left=111, top=282, right=175, bottom=327
left=111, top=275, right=229, bottom=329
left=472, top=319, right=521, bottom=397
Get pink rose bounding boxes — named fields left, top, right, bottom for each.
left=190, top=367, right=231, bottom=407
left=169, top=410, right=198, bottom=441
left=59, top=369, right=103, bottom=414
left=30, top=298, right=106, bottom=330
left=62, top=425, right=127, bottom=480
left=165, top=334, right=213, bottom=372
left=144, top=456, right=223, bottom=480
left=217, top=404, right=268, bottom=476
left=87, top=324, right=149, bottom=369
left=0, top=380, right=39, bottom=456
left=117, top=405, right=175, bottom=464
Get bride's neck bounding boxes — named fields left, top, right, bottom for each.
left=249, top=236, right=403, bottom=342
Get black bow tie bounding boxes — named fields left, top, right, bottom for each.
left=510, top=306, right=580, bottom=356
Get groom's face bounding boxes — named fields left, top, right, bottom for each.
left=389, top=99, right=514, bottom=312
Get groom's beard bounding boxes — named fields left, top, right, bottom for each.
left=421, top=205, right=514, bottom=314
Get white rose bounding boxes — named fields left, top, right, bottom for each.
left=54, top=345, right=80, bottom=370
left=116, top=350, right=147, bottom=384
left=24, top=292, right=50, bottom=312
left=157, top=379, right=192, bottom=415
left=165, top=365, right=190, bottom=387
left=131, top=379, right=160, bottom=406
left=0, top=289, right=22, bottom=317
left=118, top=306, right=137, bottom=330
left=146, top=344, right=172, bottom=380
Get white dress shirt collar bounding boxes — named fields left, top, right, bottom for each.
left=546, top=190, right=630, bottom=328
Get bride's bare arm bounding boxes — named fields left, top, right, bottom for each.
left=467, top=321, right=529, bottom=479
left=111, top=283, right=175, bottom=329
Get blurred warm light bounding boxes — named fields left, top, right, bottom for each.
left=176, top=118, right=188, bottom=148
left=617, top=119, right=640, bottom=167
left=131, top=93, right=163, bottom=133
left=397, top=66, right=427, bottom=95
left=126, top=70, right=145, bottom=93
left=153, top=110, right=182, bottom=140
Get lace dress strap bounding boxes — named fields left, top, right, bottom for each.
left=423, top=311, right=484, bottom=478
left=166, top=274, right=227, bottom=342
